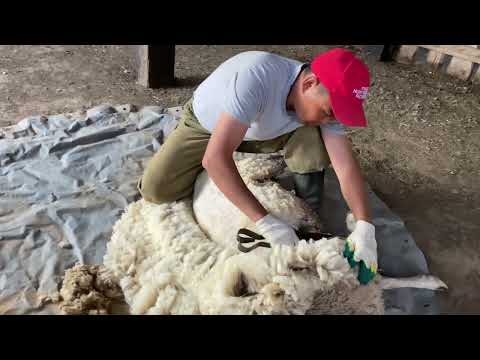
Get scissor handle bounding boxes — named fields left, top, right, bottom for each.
left=237, top=228, right=270, bottom=252
left=237, top=228, right=265, bottom=243
left=236, top=228, right=342, bottom=253
left=238, top=241, right=271, bottom=253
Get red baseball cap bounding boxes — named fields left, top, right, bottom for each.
left=311, top=48, right=370, bottom=127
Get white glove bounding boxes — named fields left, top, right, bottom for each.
left=255, top=214, right=299, bottom=247
left=346, top=220, right=378, bottom=273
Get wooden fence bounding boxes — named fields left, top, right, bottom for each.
left=394, top=45, right=480, bottom=82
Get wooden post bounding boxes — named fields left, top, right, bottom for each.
left=357, top=45, right=397, bottom=61
left=136, top=45, right=175, bottom=88
left=380, top=45, right=399, bottom=62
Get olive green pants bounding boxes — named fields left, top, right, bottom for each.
left=138, top=99, right=331, bottom=204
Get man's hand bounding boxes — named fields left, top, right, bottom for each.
left=343, top=219, right=378, bottom=284
left=255, top=214, right=300, bottom=247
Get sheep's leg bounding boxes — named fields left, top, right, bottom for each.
left=379, top=275, right=447, bottom=291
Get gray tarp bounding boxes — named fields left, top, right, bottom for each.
left=0, top=104, right=439, bottom=315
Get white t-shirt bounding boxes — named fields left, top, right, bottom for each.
left=192, top=51, right=345, bottom=141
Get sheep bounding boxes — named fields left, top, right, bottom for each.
left=102, top=154, right=446, bottom=315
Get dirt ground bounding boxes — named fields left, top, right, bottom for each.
left=0, top=45, right=478, bottom=314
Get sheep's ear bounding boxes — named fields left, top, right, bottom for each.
left=346, top=212, right=356, bottom=233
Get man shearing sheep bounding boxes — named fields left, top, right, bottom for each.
left=138, top=48, right=378, bottom=284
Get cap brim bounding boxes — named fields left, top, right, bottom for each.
left=330, top=93, right=367, bottom=127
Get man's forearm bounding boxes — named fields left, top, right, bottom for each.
left=203, top=155, right=268, bottom=222
left=337, top=161, right=372, bottom=223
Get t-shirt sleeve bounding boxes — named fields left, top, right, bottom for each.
left=320, top=121, right=346, bottom=135
left=222, top=69, right=265, bottom=126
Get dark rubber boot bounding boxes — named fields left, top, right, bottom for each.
left=292, top=170, right=325, bottom=215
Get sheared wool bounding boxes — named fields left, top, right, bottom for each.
left=56, top=263, right=123, bottom=315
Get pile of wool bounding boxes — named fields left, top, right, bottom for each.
left=52, top=263, right=124, bottom=315
left=102, top=154, right=389, bottom=315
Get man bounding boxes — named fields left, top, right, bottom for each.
left=138, top=48, right=378, bottom=283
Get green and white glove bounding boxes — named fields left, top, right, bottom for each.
left=343, top=219, right=378, bottom=284
left=255, top=214, right=299, bottom=247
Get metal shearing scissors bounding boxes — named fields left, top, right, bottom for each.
left=237, top=228, right=342, bottom=253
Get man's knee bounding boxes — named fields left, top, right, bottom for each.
left=283, top=127, right=330, bottom=173
left=138, top=175, right=192, bottom=205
